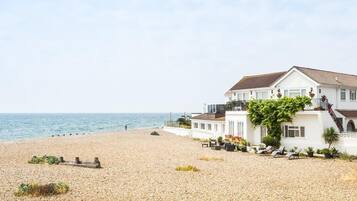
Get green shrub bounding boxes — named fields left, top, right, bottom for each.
left=217, top=136, right=223, bottom=143
left=14, top=182, right=69, bottom=197
left=175, top=165, right=200, bottom=172
left=262, top=135, right=280, bottom=148
left=28, top=156, right=60, bottom=165
left=316, top=149, right=321, bottom=154
left=340, top=152, right=355, bottom=162
left=320, top=148, right=331, bottom=155
left=331, top=147, right=339, bottom=156
left=305, top=147, right=314, bottom=157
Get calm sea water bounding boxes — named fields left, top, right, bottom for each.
left=0, top=113, right=181, bottom=141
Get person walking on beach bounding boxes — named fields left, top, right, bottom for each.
left=124, top=124, right=128, bottom=131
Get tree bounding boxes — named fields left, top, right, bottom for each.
left=322, top=127, right=339, bottom=148
left=248, top=96, right=311, bottom=146
left=176, top=115, right=191, bottom=127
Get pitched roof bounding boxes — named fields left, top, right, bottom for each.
left=294, top=66, right=357, bottom=88
left=191, top=113, right=225, bottom=121
left=229, top=71, right=286, bottom=90
left=336, top=110, right=357, bottom=118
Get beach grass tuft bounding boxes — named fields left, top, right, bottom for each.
left=198, top=156, right=224, bottom=161
left=14, top=182, right=69, bottom=197
left=28, top=155, right=60, bottom=165
left=175, top=165, right=200, bottom=172
left=192, top=138, right=208, bottom=142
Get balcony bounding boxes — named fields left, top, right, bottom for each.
left=225, top=100, right=248, bottom=111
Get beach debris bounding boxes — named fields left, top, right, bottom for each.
left=150, top=131, right=160, bottom=136
left=59, top=157, right=101, bottom=168
left=14, top=182, right=69, bottom=197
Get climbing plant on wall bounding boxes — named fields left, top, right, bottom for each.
left=247, top=96, right=312, bottom=147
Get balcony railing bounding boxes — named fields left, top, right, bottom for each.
left=339, top=132, right=357, bottom=138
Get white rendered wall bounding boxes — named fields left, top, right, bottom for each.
left=191, top=119, right=225, bottom=139
left=274, top=70, right=317, bottom=96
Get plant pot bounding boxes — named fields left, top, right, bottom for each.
left=307, top=152, right=314, bottom=157
left=241, top=146, right=247, bottom=152
left=211, top=146, right=221, bottom=151
left=324, top=153, right=333, bottom=159
left=226, top=144, right=235, bottom=152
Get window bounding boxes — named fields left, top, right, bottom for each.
left=341, top=89, right=346, bottom=101
left=301, top=89, right=306, bottom=96
left=237, top=122, right=244, bottom=137
left=289, top=89, right=301, bottom=97
left=256, top=91, right=268, bottom=100
left=283, top=125, right=305, bottom=137
left=284, top=90, right=288, bottom=97
left=214, top=124, right=218, bottom=132
left=350, top=89, right=356, bottom=101
left=222, top=124, right=225, bottom=133
left=243, top=93, right=249, bottom=101
left=228, top=121, right=235, bottom=135
left=194, top=123, right=198, bottom=129
left=207, top=124, right=212, bottom=131
left=237, top=93, right=242, bottom=101
left=283, top=89, right=307, bottom=97
left=200, top=123, right=205, bottom=130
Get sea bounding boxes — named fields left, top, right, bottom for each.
left=0, top=113, right=181, bottom=141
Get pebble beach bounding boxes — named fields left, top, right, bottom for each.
left=1, top=129, right=357, bottom=201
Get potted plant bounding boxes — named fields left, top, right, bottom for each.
left=276, top=89, right=282, bottom=98
left=330, top=147, right=339, bottom=158
left=309, top=87, right=315, bottom=98
left=305, top=147, right=314, bottom=157
left=321, top=148, right=333, bottom=159
left=217, top=136, right=224, bottom=146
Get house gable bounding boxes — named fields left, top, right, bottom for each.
left=272, top=67, right=319, bottom=89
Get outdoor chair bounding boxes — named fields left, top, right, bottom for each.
left=287, top=149, right=301, bottom=160
left=257, top=146, right=273, bottom=154
left=201, top=142, right=209, bottom=148
left=209, top=139, right=217, bottom=147
left=272, top=146, right=285, bottom=158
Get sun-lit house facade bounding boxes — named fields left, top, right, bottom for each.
left=191, top=66, right=357, bottom=154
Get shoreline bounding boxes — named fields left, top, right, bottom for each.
left=0, top=126, right=163, bottom=144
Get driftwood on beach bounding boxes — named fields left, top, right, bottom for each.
left=58, top=157, right=101, bottom=168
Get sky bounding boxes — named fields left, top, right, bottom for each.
left=1, top=0, right=357, bottom=113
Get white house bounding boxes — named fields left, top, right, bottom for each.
left=192, top=66, right=357, bottom=154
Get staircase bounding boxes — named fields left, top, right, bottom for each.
left=325, top=100, right=344, bottom=132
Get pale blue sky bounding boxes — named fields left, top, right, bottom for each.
left=1, top=0, right=357, bottom=113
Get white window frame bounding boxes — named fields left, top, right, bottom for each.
left=256, top=91, right=268, bottom=100
left=236, top=122, right=244, bottom=137
left=207, top=124, right=212, bottom=131
left=194, top=123, right=198, bottom=129
left=214, top=124, right=218, bottom=132
left=350, top=89, right=356, bottom=101
left=243, top=92, right=249, bottom=101
left=200, top=123, right=205, bottom=130
left=283, top=125, right=305, bottom=138
left=341, top=89, right=346, bottom=101
left=283, top=89, right=307, bottom=98
left=228, top=121, right=235, bottom=135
